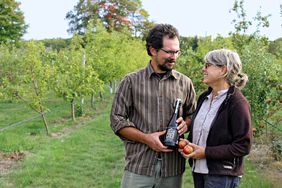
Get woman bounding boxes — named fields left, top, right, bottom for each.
left=180, top=49, right=252, bottom=188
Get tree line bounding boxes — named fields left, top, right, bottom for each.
left=0, top=0, right=281, bottom=145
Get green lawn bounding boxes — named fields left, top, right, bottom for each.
left=0, top=94, right=277, bottom=187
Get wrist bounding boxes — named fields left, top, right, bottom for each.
left=140, top=132, right=149, bottom=145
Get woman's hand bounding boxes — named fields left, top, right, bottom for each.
left=178, top=142, right=206, bottom=159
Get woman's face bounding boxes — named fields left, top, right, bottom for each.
left=202, top=63, right=227, bottom=86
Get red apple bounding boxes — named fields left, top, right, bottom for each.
left=178, top=140, right=188, bottom=149
left=183, top=145, right=193, bottom=155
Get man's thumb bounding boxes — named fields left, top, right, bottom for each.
left=159, top=130, right=166, bottom=136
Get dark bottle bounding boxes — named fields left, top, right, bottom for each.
left=163, top=98, right=181, bottom=148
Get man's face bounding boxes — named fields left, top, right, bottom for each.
left=151, top=36, right=180, bottom=73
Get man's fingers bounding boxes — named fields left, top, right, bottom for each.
left=162, top=148, right=173, bottom=152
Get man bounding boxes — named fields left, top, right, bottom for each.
left=110, top=23, right=196, bottom=188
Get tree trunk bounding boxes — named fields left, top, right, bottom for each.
left=114, top=80, right=117, bottom=93
left=71, top=99, right=76, bottom=121
left=81, top=97, right=84, bottom=115
left=113, top=81, right=117, bottom=93
left=39, top=105, right=49, bottom=135
left=99, top=91, right=103, bottom=100
left=91, top=93, right=95, bottom=109
left=109, top=81, right=113, bottom=94
left=31, top=78, right=49, bottom=134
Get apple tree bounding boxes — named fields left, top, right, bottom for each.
left=52, top=34, right=103, bottom=121
left=0, top=41, right=54, bottom=134
left=85, top=23, right=147, bottom=99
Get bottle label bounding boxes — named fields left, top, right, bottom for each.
left=166, top=128, right=177, bottom=141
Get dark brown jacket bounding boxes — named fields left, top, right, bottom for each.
left=188, top=86, right=252, bottom=176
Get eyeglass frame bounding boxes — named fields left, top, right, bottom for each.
left=159, top=48, right=181, bottom=56
left=203, top=62, right=225, bottom=69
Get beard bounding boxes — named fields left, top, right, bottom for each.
left=158, top=58, right=175, bottom=72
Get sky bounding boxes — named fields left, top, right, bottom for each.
left=18, top=0, right=282, bottom=41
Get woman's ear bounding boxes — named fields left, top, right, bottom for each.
left=221, top=66, right=228, bottom=77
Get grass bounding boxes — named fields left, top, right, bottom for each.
left=0, top=93, right=125, bottom=187
left=7, top=116, right=124, bottom=187
left=0, top=93, right=279, bottom=187
left=181, top=155, right=274, bottom=188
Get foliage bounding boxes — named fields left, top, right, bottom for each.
left=226, top=0, right=281, bottom=140
left=51, top=34, right=103, bottom=121
left=230, top=0, right=252, bottom=34
left=0, top=41, right=54, bottom=133
left=230, top=0, right=270, bottom=35
left=0, top=0, right=28, bottom=44
left=177, top=35, right=235, bottom=95
left=240, top=39, right=281, bottom=134
left=229, top=0, right=270, bottom=52
left=84, top=22, right=148, bottom=84
left=269, top=37, right=282, bottom=59
left=66, top=0, right=153, bottom=37
left=180, top=36, right=199, bottom=52
left=178, top=32, right=281, bottom=141
left=0, top=44, right=19, bottom=100
left=39, top=38, right=71, bottom=51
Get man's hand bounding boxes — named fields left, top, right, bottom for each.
left=118, top=127, right=173, bottom=152
left=144, top=131, right=173, bottom=152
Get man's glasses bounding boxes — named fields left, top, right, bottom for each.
left=159, top=48, right=181, bottom=56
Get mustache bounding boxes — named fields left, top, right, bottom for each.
left=165, top=58, right=175, bottom=63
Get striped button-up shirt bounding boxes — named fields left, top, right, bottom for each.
left=110, top=62, right=196, bottom=177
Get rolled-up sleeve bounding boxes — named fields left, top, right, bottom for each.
left=110, top=76, right=135, bottom=136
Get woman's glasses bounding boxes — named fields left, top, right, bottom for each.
left=204, top=63, right=224, bottom=69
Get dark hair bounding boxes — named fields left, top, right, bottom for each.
left=146, top=24, right=180, bottom=56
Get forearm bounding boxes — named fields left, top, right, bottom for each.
left=119, top=127, right=172, bottom=152
left=118, top=127, right=149, bottom=144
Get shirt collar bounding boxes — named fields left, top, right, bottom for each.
left=146, top=61, right=179, bottom=80
left=207, top=89, right=228, bottom=99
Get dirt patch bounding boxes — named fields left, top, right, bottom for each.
left=249, top=143, right=282, bottom=187
left=50, top=116, right=94, bottom=138
left=0, top=151, right=25, bottom=174
left=50, top=127, right=73, bottom=137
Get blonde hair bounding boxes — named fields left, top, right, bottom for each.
left=204, top=49, right=248, bottom=89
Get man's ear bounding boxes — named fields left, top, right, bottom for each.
left=150, top=47, right=157, bottom=56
